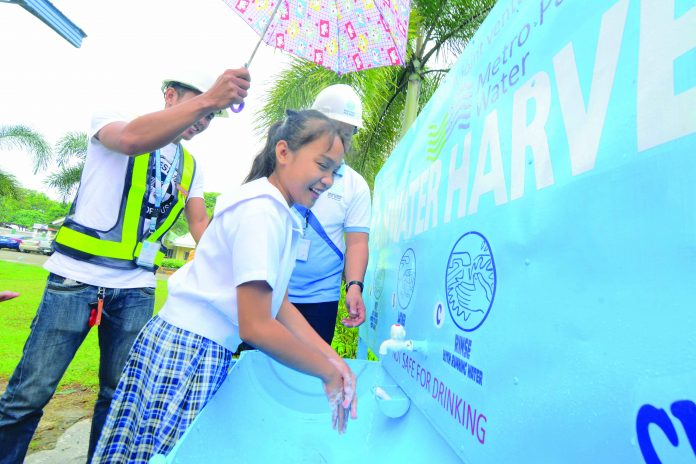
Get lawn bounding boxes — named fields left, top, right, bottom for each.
left=0, top=261, right=169, bottom=390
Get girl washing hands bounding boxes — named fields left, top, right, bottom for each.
left=93, top=109, right=357, bottom=463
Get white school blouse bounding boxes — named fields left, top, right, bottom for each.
left=158, top=178, right=302, bottom=352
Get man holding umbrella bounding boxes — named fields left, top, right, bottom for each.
left=0, top=67, right=250, bottom=464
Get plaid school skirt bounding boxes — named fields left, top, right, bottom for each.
left=92, top=315, right=234, bottom=464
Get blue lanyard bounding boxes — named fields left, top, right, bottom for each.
left=294, top=205, right=344, bottom=261
left=151, top=145, right=181, bottom=232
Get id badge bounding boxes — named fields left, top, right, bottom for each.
left=296, top=238, right=311, bottom=262
left=136, top=240, right=161, bottom=269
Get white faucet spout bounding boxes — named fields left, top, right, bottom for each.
left=378, top=339, right=412, bottom=356
left=378, top=324, right=427, bottom=356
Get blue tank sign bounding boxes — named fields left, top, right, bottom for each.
left=360, top=0, right=696, bottom=462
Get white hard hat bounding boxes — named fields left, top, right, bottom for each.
left=312, top=84, right=363, bottom=129
left=162, top=70, right=228, bottom=118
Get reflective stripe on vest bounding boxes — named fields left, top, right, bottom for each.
left=54, top=146, right=195, bottom=269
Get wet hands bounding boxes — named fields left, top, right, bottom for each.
left=323, top=357, right=358, bottom=434
left=207, top=68, right=251, bottom=109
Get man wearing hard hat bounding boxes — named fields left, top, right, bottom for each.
left=0, top=68, right=250, bottom=464
left=288, top=84, right=371, bottom=343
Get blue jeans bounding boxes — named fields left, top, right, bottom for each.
left=0, top=273, right=155, bottom=464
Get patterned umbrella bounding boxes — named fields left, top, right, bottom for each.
left=223, top=0, right=411, bottom=75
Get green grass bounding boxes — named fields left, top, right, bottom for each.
left=331, top=289, right=360, bottom=359
left=0, top=262, right=168, bottom=390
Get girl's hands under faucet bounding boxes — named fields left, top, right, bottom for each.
left=324, top=370, right=347, bottom=433
left=330, top=357, right=358, bottom=417
left=324, top=357, right=358, bottom=434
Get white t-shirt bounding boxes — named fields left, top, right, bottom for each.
left=44, top=110, right=204, bottom=288
left=158, top=178, right=301, bottom=352
left=288, top=164, right=371, bottom=303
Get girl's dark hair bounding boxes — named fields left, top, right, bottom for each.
left=244, top=109, right=348, bottom=183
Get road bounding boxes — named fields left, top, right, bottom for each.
left=0, top=249, right=49, bottom=267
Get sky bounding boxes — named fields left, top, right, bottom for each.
left=0, top=0, right=293, bottom=200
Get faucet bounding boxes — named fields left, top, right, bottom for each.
left=379, top=324, right=427, bottom=356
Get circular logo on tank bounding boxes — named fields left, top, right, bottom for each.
left=397, top=248, right=416, bottom=309
left=445, top=232, right=496, bottom=331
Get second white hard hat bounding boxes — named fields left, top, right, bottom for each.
left=162, top=70, right=228, bottom=118
left=312, top=84, right=363, bottom=129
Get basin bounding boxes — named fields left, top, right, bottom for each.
left=153, top=350, right=461, bottom=463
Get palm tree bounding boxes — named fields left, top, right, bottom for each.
left=0, top=171, right=20, bottom=199
left=44, top=131, right=88, bottom=201
left=256, top=0, right=495, bottom=186
left=0, top=125, right=52, bottom=198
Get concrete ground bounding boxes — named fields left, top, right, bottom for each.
left=0, top=248, right=50, bottom=267
left=24, top=419, right=91, bottom=464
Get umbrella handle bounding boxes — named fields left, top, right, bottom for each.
left=230, top=61, right=250, bottom=114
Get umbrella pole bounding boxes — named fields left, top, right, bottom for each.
left=245, top=0, right=284, bottom=68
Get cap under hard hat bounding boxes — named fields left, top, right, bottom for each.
left=161, top=70, right=228, bottom=118
left=312, top=84, right=363, bottom=129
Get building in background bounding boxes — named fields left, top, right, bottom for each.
left=169, top=233, right=196, bottom=261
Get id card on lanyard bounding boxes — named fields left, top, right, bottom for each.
left=296, top=206, right=311, bottom=262
left=136, top=146, right=180, bottom=269
left=294, top=204, right=343, bottom=263
left=297, top=238, right=311, bottom=261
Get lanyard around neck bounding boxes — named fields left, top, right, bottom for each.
left=151, top=145, right=181, bottom=232
left=294, top=205, right=344, bottom=262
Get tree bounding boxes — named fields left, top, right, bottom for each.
left=0, top=188, right=69, bottom=228
left=44, top=131, right=88, bottom=201
left=0, top=125, right=52, bottom=198
left=256, top=0, right=494, bottom=186
left=0, top=126, right=87, bottom=202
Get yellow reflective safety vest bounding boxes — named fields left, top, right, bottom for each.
left=54, top=146, right=195, bottom=271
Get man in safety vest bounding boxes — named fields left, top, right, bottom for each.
left=0, top=67, right=251, bottom=464
left=288, top=84, right=371, bottom=343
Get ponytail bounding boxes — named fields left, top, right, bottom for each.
left=244, top=121, right=283, bottom=183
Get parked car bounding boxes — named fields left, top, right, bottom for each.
left=0, top=235, right=22, bottom=251
left=19, top=238, right=54, bottom=255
